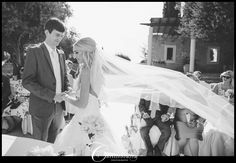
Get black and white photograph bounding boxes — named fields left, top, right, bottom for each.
left=2, top=2, right=234, bottom=158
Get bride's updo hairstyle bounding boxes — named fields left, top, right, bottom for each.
left=73, top=37, right=97, bottom=69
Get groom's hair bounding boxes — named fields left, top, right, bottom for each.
left=44, top=17, right=65, bottom=33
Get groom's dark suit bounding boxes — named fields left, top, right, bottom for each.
left=22, top=43, right=69, bottom=143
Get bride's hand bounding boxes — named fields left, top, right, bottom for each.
left=61, top=92, right=69, bottom=101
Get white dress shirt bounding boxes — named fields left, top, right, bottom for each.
left=44, top=42, right=62, bottom=94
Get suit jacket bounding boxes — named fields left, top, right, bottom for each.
left=138, top=98, right=169, bottom=118
left=22, top=43, right=69, bottom=117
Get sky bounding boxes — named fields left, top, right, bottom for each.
left=66, top=2, right=163, bottom=63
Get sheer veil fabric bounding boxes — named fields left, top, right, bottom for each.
left=90, top=49, right=234, bottom=139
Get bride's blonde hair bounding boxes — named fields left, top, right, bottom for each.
left=73, top=37, right=96, bottom=69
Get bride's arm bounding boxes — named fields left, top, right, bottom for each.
left=63, top=68, right=90, bottom=108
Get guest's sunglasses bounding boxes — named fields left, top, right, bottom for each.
left=222, top=76, right=231, bottom=79
left=73, top=51, right=79, bottom=55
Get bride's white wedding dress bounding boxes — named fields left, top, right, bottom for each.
left=54, top=91, right=128, bottom=156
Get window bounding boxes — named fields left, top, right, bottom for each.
left=207, top=47, right=220, bottom=64
left=164, top=45, right=176, bottom=63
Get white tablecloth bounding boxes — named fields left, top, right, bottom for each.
left=2, top=134, right=133, bottom=156
left=2, top=134, right=52, bottom=156
left=2, top=134, right=76, bottom=156
left=2, top=135, right=16, bottom=156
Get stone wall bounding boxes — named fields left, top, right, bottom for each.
left=150, top=35, right=229, bottom=73
left=151, top=35, right=190, bottom=72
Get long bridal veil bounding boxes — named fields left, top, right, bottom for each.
left=89, top=49, right=234, bottom=139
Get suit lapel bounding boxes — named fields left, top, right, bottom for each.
left=41, top=43, right=55, bottom=78
left=41, top=43, right=65, bottom=91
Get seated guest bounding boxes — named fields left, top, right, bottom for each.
left=186, top=72, right=200, bottom=83
left=212, top=70, right=234, bottom=99
left=139, top=98, right=172, bottom=156
left=193, top=71, right=211, bottom=89
left=174, top=108, right=205, bottom=156
left=193, top=71, right=202, bottom=80
left=2, top=73, right=11, bottom=113
left=223, top=70, right=234, bottom=105
left=198, top=122, right=234, bottom=156
left=2, top=66, right=30, bottom=134
left=2, top=60, right=12, bottom=115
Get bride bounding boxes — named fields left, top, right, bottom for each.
left=54, top=37, right=127, bottom=156
left=55, top=37, right=234, bottom=156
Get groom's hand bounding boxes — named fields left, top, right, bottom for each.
left=64, top=87, right=73, bottom=95
left=53, top=93, right=65, bottom=103
left=142, top=112, right=150, bottom=119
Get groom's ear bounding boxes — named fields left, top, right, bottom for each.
left=45, top=30, right=49, bottom=36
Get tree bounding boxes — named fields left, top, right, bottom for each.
left=162, top=2, right=181, bottom=36
left=162, top=2, right=181, bottom=18
left=59, top=27, right=80, bottom=59
left=2, top=2, right=73, bottom=66
left=115, top=53, right=131, bottom=61
left=178, top=2, right=234, bottom=42
left=178, top=2, right=234, bottom=66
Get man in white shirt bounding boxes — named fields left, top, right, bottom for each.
left=22, top=18, right=70, bottom=143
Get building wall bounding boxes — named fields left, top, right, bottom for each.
left=195, top=41, right=222, bottom=73
left=151, top=35, right=190, bottom=72
left=151, top=35, right=230, bottom=73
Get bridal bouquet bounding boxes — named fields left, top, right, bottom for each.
left=79, top=115, right=105, bottom=141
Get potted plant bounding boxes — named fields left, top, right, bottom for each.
left=152, top=59, right=166, bottom=68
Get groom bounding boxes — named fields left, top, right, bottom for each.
left=22, top=17, right=70, bottom=143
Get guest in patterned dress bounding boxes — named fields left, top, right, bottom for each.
left=2, top=66, right=30, bottom=134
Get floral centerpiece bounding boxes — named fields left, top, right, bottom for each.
left=225, top=89, right=234, bottom=98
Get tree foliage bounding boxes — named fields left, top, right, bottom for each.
left=178, top=2, right=234, bottom=42
left=162, top=2, right=181, bottom=18
left=178, top=2, right=234, bottom=66
left=162, top=2, right=181, bottom=36
left=59, top=27, right=80, bottom=59
left=2, top=2, right=73, bottom=66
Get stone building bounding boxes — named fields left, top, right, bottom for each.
left=141, top=17, right=234, bottom=73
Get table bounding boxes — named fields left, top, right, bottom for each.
left=2, top=134, right=53, bottom=156
left=2, top=135, right=75, bottom=156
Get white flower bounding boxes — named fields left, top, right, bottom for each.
left=79, top=115, right=105, bottom=140
left=225, top=89, right=234, bottom=97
